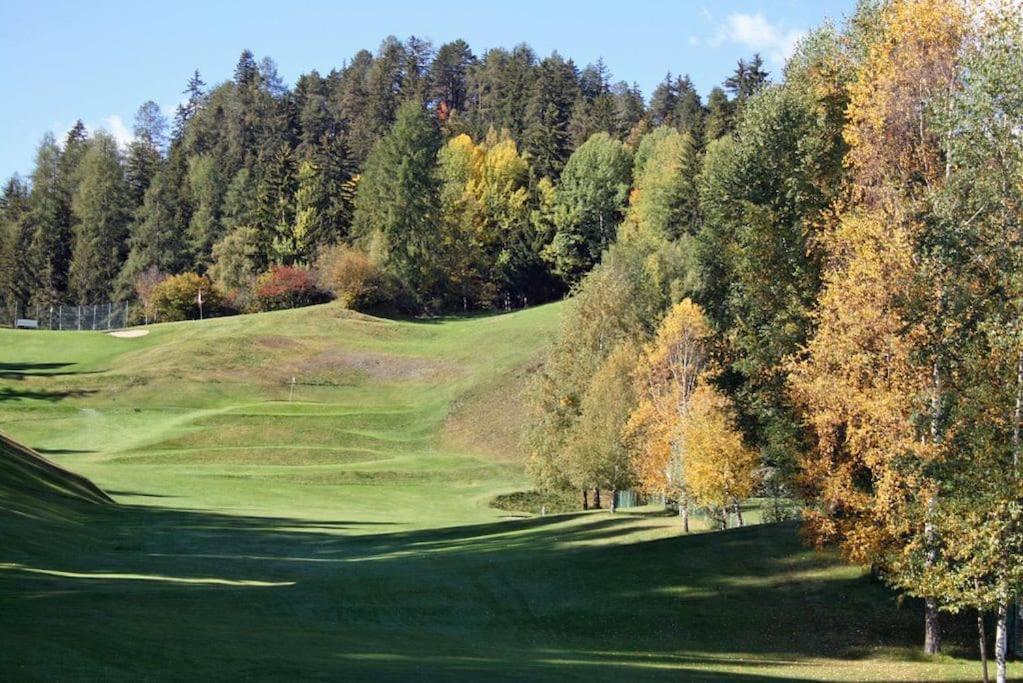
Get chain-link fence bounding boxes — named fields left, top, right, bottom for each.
left=1, top=301, right=132, bottom=331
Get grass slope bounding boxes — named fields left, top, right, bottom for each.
left=0, top=430, right=112, bottom=518
left=0, top=302, right=1012, bottom=680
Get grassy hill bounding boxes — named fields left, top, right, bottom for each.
left=0, top=431, right=111, bottom=517
left=0, top=303, right=1011, bottom=680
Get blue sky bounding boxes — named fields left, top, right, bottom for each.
left=0, top=0, right=856, bottom=179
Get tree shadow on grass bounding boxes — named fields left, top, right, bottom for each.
left=0, top=387, right=97, bottom=403
left=0, top=362, right=105, bottom=380
left=35, top=448, right=96, bottom=455
left=104, top=489, right=176, bottom=498
left=0, top=502, right=986, bottom=681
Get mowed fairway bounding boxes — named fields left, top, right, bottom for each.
left=0, top=303, right=1011, bottom=680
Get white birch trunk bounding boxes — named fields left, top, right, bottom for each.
left=996, top=602, right=1008, bottom=683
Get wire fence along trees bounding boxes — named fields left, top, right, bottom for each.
left=2, top=301, right=132, bottom=331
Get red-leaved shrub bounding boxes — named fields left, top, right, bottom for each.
left=253, top=265, right=329, bottom=311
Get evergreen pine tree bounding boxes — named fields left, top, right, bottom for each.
left=173, top=70, right=206, bottom=139
left=524, top=53, right=579, bottom=179
left=68, top=132, right=131, bottom=302
left=352, top=101, right=442, bottom=303
left=673, top=75, right=705, bottom=144
left=429, top=40, right=475, bottom=113
left=0, top=176, right=33, bottom=314
left=704, top=87, right=734, bottom=140
left=648, top=73, right=677, bottom=127
left=255, top=142, right=298, bottom=264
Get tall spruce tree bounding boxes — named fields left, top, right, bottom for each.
left=724, top=54, right=770, bottom=102
left=466, top=45, right=537, bottom=142
left=125, top=101, right=166, bottom=208
left=703, top=87, right=734, bottom=140
left=25, top=134, right=75, bottom=305
left=119, top=141, right=191, bottom=293
left=352, top=101, right=441, bottom=303
left=524, top=53, right=579, bottom=179
left=293, top=132, right=356, bottom=260
left=0, top=176, right=33, bottom=314
left=173, top=70, right=206, bottom=139
left=429, top=40, right=475, bottom=113
left=68, top=132, right=131, bottom=302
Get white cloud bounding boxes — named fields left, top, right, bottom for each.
left=101, top=115, right=134, bottom=148
left=710, top=12, right=806, bottom=66
left=50, top=114, right=138, bottom=150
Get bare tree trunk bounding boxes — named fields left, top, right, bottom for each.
left=979, top=605, right=990, bottom=683
left=1013, top=351, right=1022, bottom=470
left=996, top=602, right=1008, bottom=683
left=594, top=488, right=601, bottom=509
left=1011, top=353, right=1023, bottom=658
left=581, top=489, right=588, bottom=511
left=1016, top=600, right=1023, bottom=659
left=735, top=501, right=745, bottom=527
left=609, top=488, right=617, bottom=513
left=925, top=598, right=941, bottom=655
left=680, top=498, right=689, bottom=533
left=924, top=360, right=943, bottom=655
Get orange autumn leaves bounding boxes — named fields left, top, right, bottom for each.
left=790, top=0, right=966, bottom=563
left=627, top=300, right=758, bottom=516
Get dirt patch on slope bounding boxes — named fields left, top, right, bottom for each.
left=292, top=348, right=451, bottom=382
left=441, top=357, right=543, bottom=461
left=198, top=336, right=457, bottom=386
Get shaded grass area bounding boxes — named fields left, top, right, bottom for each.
left=0, top=302, right=1013, bottom=680
left=0, top=432, right=112, bottom=520
left=0, top=503, right=985, bottom=681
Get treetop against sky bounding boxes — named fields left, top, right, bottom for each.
left=0, top=0, right=855, bottom=176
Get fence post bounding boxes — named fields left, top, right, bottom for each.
left=107, top=302, right=112, bottom=330
left=77, top=306, right=81, bottom=331
left=92, top=304, right=96, bottom=330
left=58, top=305, right=62, bottom=331
left=49, top=306, right=53, bottom=330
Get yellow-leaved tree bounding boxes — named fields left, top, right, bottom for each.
left=627, top=299, right=708, bottom=531
left=565, top=342, right=640, bottom=512
left=679, top=382, right=759, bottom=528
left=436, top=131, right=531, bottom=308
left=628, top=299, right=759, bottom=530
left=790, top=0, right=966, bottom=655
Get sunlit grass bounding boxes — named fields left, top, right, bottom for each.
left=0, top=302, right=1014, bottom=680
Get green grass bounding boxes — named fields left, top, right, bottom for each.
left=0, top=302, right=1013, bottom=680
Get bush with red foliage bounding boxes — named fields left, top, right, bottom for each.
left=252, top=265, right=330, bottom=312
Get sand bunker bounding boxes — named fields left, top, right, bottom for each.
left=108, top=329, right=150, bottom=338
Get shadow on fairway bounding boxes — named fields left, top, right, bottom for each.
left=0, top=387, right=97, bottom=403
left=35, top=448, right=97, bottom=455
left=0, top=502, right=978, bottom=680
left=0, top=362, right=106, bottom=380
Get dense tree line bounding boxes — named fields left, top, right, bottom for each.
left=6, top=4, right=1020, bottom=678
left=0, top=38, right=757, bottom=315
left=524, top=2, right=1023, bottom=680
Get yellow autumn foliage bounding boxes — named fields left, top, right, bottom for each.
left=791, top=0, right=964, bottom=565
left=679, top=382, right=759, bottom=512
left=626, top=299, right=712, bottom=500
